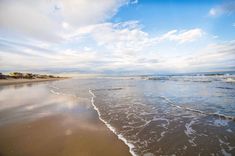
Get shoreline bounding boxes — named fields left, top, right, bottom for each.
left=89, top=89, right=136, bottom=156
left=0, top=77, right=69, bottom=86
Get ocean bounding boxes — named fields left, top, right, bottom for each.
left=50, top=75, right=235, bottom=156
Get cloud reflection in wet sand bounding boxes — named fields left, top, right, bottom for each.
left=0, top=82, right=131, bottom=156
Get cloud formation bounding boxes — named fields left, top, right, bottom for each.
left=180, top=40, right=235, bottom=71
left=0, top=0, right=129, bottom=42
left=160, top=29, right=203, bottom=43
left=209, top=1, right=235, bottom=16
left=0, top=0, right=234, bottom=74
left=1, top=18, right=231, bottom=74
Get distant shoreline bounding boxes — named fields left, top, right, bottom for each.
left=0, top=77, right=69, bottom=86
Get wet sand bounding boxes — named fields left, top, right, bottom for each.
left=0, top=78, right=68, bottom=86
left=0, top=82, right=131, bottom=156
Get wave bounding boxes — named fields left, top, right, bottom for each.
left=89, top=89, right=137, bottom=156
left=216, top=86, right=234, bottom=90
left=144, top=75, right=235, bottom=84
left=92, top=88, right=123, bottom=91
left=50, top=89, right=61, bottom=95
left=160, top=96, right=235, bottom=122
left=223, top=78, right=235, bottom=83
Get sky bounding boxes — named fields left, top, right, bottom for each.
left=0, top=0, right=235, bottom=74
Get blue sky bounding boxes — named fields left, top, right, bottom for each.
left=113, top=0, right=235, bottom=39
left=0, top=0, right=235, bottom=74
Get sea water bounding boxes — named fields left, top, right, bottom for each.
left=50, top=75, right=235, bottom=156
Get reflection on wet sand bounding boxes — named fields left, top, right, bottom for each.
left=0, top=82, right=131, bottom=156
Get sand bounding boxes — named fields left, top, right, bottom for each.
left=0, top=115, right=131, bottom=156
left=0, top=78, right=68, bottom=86
left=0, top=81, right=131, bottom=156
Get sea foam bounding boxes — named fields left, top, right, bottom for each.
left=89, top=89, right=138, bottom=156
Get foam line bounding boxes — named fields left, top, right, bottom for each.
left=160, top=96, right=235, bottom=122
left=89, top=89, right=137, bottom=156
left=50, top=89, right=60, bottom=95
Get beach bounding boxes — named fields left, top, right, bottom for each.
left=0, top=79, right=131, bottom=156
left=0, top=77, right=68, bottom=86
left=1, top=76, right=235, bottom=156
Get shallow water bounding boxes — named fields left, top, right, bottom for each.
left=51, top=76, right=235, bottom=156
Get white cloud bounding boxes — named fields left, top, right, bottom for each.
left=69, top=23, right=203, bottom=58
left=68, top=21, right=155, bottom=58
left=0, top=0, right=233, bottom=74
left=0, top=19, right=208, bottom=73
left=0, top=0, right=61, bottom=42
left=130, top=0, right=138, bottom=4
left=209, top=1, right=235, bottom=16
left=209, top=8, right=221, bottom=16
left=174, top=40, right=235, bottom=72
left=132, top=40, right=235, bottom=73
left=1, top=36, right=234, bottom=73
left=59, top=0, right=129, bottom=26
left=160, top=29, right=203, bottom=43
left=0, top=0, right=130, bottom=42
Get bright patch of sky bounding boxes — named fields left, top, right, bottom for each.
left=0, top=0, right=235, bottom=74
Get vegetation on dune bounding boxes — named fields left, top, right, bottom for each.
left=0, top=72, right=62, bottom=79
